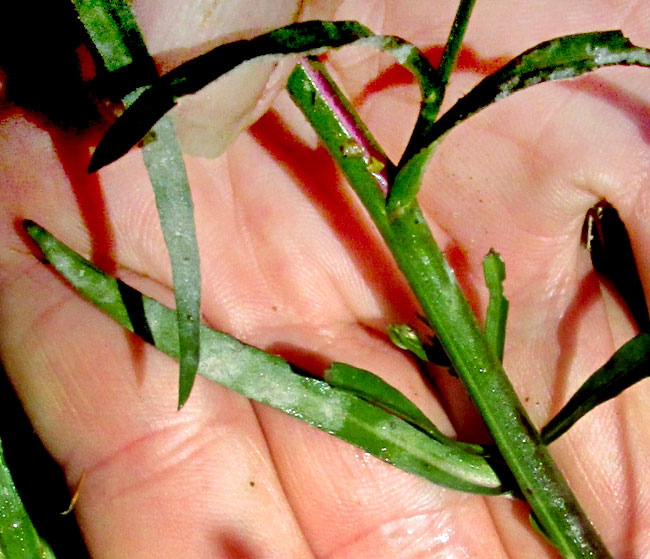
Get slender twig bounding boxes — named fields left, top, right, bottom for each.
left=398, top=0, right=476, bottom=169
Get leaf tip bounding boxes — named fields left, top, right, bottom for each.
left=87, top=133, right=130, bottom=173
left=23, top=219, right=38, bottom=236
left=177, top=367, right=199, bottom=410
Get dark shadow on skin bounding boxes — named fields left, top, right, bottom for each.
left=48, top=127, right=117, bottom=275
left=116, top=279, right=155, bottom=345
left=0, top=364, right=91, bottom=558
left=549, top=268, right=601, bottom=422
left=356, top=45, right=510, bottom=103
left=28, top=118, right=155, bottom=387
left=249, top=110, right=419, bottom=325
left=0, top=0, right=99, bottom=130
left=265, top=342, right=330, bottom=377
left=116, top=279, right=156, bottom=387
left=213, top=530, right=264, bottom=559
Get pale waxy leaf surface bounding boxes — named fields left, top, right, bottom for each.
left=25, top=221, right=510, bottom=496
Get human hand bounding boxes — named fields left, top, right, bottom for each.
left=1, top=1, right=649, bottom=557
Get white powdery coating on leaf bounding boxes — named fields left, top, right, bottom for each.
left=387, top=42, right=415, bottom=65
left=548, top=68, right=576, bottom=81
left=587, top=45, right=650, bottom=66
left=522, top=75, right=543, bottom=87
left=198, top=338, right=351, bottom=432
left=495, top=75, right=520, bottom=100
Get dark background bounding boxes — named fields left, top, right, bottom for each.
left=1, top=1, right=100, bottom=556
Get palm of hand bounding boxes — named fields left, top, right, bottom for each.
left=1, top=1, right=650, bottom=557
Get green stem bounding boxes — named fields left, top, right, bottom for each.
left=398, top=0, right=476, bottom=169
left=437, top=0, right=476, bottom=98
left=288, top=58, right=612, bottom=559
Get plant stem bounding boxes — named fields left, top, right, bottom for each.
left=437, top=0, right=476, bottom=99
left=398, top=0, right=476, bottom=169
left=288, top=58, right=612, bottom=559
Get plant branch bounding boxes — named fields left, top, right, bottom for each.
left=398, top=0, right=476, bottom=169
left=437, top=0, right=476, bottom=97
left=288, top=57, right=612, bottom=559
left=25, top=222, right=507, bottom=496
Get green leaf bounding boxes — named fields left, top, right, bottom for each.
left=0, top=437, right=56, bottom=559
left=482, top=250, right=508, bottom=363
left=25, top=221, right=509, bottom=496
left=388, top=31, right=650, bottom=219
left=141, top=117, right=201, bottom=408
left=71, top=0, right=156, bottom=75
left=74, top=0, right=201, bottom=408
left=387, top=324, right=429, bottom=361
left=542, top=332, right=650, bottom=444
left=325, top=362, right=487, bottom=455
left=423, top=30, right=650, bottom=149
left=583, top=201, right=650, bottom=331
left=88, top=20, right=437, bottom=172
left=388, top=0, right=476, bottom=217
left=387, top=139, right=442, bottom=218
left=387, top=323, right=453, bottom=368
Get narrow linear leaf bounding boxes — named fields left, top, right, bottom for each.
left=0, top=438, right=56, bottom=559
left=71, top=0, right=156, bottom=75
left=74, top=0, right=201, bottom=408
left=529, top=511, right=557, bottom=549
left=387, top=138, right=443, bottom=218
left=88, top=20, right=438, bottom=172
left=141, top=117, right=201, bottom=408
left=389, top=31, right=650, bottom=219
left=483, top=250, right=508, bottom=363
left=388, top=0, right=476, bottom=217
left=542, top=332, right=650, bottom=444
left=289, top=58, right=391, bottom=203
left=25, top=221, right=509, bottom=496
left=435, top=0, right=477, bottom=98
left=583, top=201, right=650, bottom=331
left=325, top=362, right=487, bottom=456
left=423, top=30, right=650, bottom=150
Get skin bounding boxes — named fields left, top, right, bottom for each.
left=1, top=0, right=650, bottom=557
